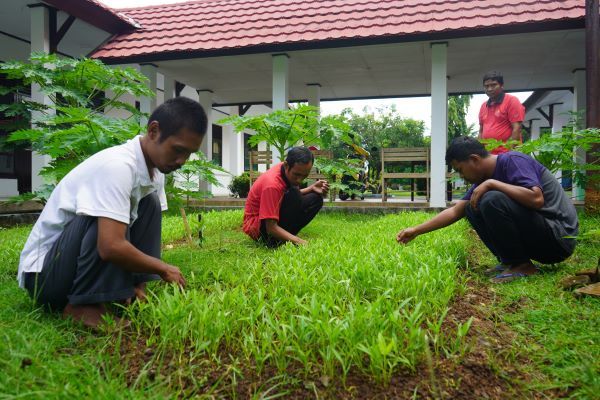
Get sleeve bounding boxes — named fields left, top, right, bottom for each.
left=258, top=186, right=284, bottom=222
left=503, top=155, right=542, bottom=191
left=155, top=173, right=168, bottom=211
left=462, top=185, right=475, bottom=201
left=507, top=97, right=525, bottom=123
left=75, top=161, right=134, bottom=224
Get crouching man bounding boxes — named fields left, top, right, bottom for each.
left=396, top=136, right=578, bottom=283
left=17, top=97, right=208, bottom=328
left=243, top=147, right=328, bottom=246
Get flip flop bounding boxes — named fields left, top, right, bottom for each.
left=484, top=264, right=508, bottom=276
left=490, top=271, right=530, bottom=284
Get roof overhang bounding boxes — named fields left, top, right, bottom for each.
left=42, top=0, right=138, bottom=34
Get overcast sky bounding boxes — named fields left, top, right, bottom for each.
left=98, top=0, right=532, bottom=134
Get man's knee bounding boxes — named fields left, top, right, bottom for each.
left=478, top=190, right=510, bottom=213
left=304, top=192, right=323, bottom=211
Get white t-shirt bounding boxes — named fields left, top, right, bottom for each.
left=17, top=135, right=167, bottom=287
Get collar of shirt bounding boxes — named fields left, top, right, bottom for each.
left=279, top=164, right=292, bottom=188
left=486, top=92, right=505, bottom=107
left=132, top=135, right=160, bottom=189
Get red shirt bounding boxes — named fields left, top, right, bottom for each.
left=479, top=93, right=524, bottom=154
left=243, top=163, right=289, bottom=240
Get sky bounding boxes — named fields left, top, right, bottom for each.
left=98, top=0, right=532, bottom=134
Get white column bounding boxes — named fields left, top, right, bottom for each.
left=530, top=120, right=541, bottom=140
left=430, top=43, right=448, bottom=208
left=272, top=54, right=289, bottom=162
left=306, top=83, right=321, bottom=110
left=226, top=106, right=244, bottom=176
left=163, top=75, right=176, bottom=102
left=197, top=90, right=213, bottom=193
left=573, top=69, right=586, bottom=201
left=30, top=5, right=52, bottom=192
left=140, top=64, right=157, bottom=127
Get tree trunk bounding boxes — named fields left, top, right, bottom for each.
left=585, top=0, right=600, bottom=213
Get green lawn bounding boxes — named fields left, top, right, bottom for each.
left=0, top=211, right=598, bottom=398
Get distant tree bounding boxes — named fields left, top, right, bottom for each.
left=326, top=105, right=426, bottom=183
left=447, top=95, right=476, bottom=143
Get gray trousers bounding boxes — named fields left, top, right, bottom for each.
left=24, top=193, right=162, bottom=310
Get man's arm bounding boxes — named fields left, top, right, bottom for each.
left=470, top=179, right=544, bottom=210
left=97, top=217, right=185, bottom=287
left=300, top=179, right=329, bottom=196
left=264, top=219, right=307, bottom=245
left=397, top=200, right=467, bottom=244
left=510, top=122, right=522, bottom=141
left=478, top=125, right=484, bottom=140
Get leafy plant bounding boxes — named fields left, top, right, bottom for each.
left=217, top=104, right=355, bottom=160
left=313, top=157, right=364, bottom=201
left=481, top=126, right=600, bottom=190
left=0, top=53, right=154, bottom=201
left=228, top=172, right=251, bottom=198
left=165, top=153, right=228, bottom=210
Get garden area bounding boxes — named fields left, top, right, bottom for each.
left=1, top=54, right=600, bottom=399
left=1, top=210, right=599, bottom=398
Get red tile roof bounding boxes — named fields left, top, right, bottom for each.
left=92, top=0, right=585, bottom=62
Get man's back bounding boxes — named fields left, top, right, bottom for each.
left=243, top=162, right=287, bottom=240
left=18, top=136, right=166, bottom=286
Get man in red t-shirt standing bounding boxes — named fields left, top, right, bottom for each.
left=478, top=71, right=525, bottom=155
left=243, top=147, right=329, bottom=246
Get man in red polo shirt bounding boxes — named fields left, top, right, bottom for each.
left=243, top=146, right=329, bottom=246
left=478, top=71, right=525, bottom=155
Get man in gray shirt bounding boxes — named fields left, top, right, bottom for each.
left=396, top=136, right=578, bottom=283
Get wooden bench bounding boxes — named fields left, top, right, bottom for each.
left=248, top=150, right=272, bottom=187
left=308, top=149, right=333, bottom=181
left=381, top=147, right=430, bottom=202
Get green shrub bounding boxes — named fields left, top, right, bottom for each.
left=228, top=172, right=250, bottom=198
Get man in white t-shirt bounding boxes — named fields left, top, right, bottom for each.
left=18, top=96, right=207, bottom=329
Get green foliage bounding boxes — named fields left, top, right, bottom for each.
left=333, top=105, right=427, bottom=181
left=447, top=95, right=476, bottom=142
left=481, top=126, right=600, bottom=189
left=165, top=153, right=228, bottom=210
left=1, top=213, right=599, bottom=396
left=217, top=104, right=355, bottom=160
left=228, top=172, right=251, bottom=198
left=313, top=157, right=364, bottom=201
left=0, top=53, right=154, bottom=201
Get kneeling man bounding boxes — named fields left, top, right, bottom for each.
left=396, top=136, right=578, bottom=283
left=18, top=97, right=207, bottom=328
left=243, top=147, right=328, bottom=246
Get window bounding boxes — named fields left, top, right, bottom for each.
left=244, top=133, right=257, bottom=171
left=212, top=125, right=222, bottom=166
left=0, top=74, right=32, bottom=192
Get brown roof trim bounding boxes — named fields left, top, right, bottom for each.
left=96, top=18, right=583, bottom=65
left=42, top=0, right=138, bottom=34
left=211, top=87, right=571, bottom=108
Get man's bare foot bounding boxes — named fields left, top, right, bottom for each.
left=133, top=282, right=148, bottom=302
left=63, top=303, right=130, bottom=330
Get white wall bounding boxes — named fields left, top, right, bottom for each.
left=0, top=35, right=30, bottom=61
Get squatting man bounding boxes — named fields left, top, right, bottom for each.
left=396, top=136, right=578, bottom=283
left=17, top=97, right=207, bottom=329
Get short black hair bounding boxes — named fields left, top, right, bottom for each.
left=285, top=146, right=314, bottom=168
left=148, top=97, right=208, bottom=142
left=445, top=136, right=489, bottom=164
left=482, top=70, right=504, bottom=85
